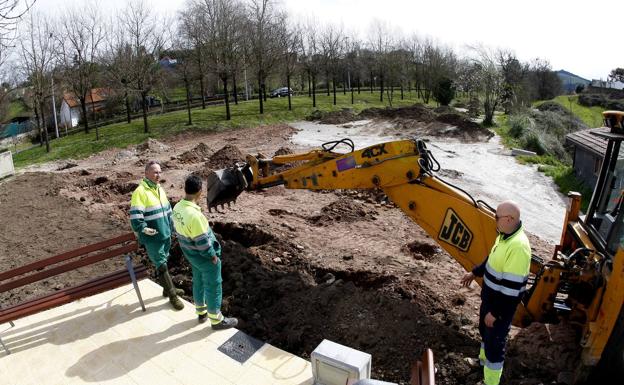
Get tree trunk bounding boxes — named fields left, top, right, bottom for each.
left=380, top=74, right=384, bottom=102
left=263, top=82, right=267, bottom=101
left=312, top=73, right=317, bottom=108
left=326, top=72, right=330, bottom=96
left=223, top=76, right=231, bottom=121
left=199, top=74, right=206, bottom=109
left=141, top=92, right=149, bottom=133
left=401, top=85, right=404, bottom=100
left=41, top=102, right=50, bottom=153
left=80, top=99, right=89, bottom=134
left=125, top=90, right=132, bottom=124
left=232, top=74, right=238, bottom=105
left=34, top=104, right=42, bottom=147
left=307, top=70, right=311, bottom=97
left=185, top=78, right=192, bottom=125
left=357, top=77, right=361, bottom=94
left=343, top=73, right=346, bottom=95
left=370, top=71, right=374, bottom=93
left=333, top=77, right=337, bottom=105
left=287, top=74, right=292, bottom=111
left=351, top=84, right=354, bottom=104
left=258, top=75, right=264, bottom=114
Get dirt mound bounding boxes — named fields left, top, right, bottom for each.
left=505, top=322, right=580, bottom=385
left=359, top=104, right=436, bottom=122
left=402, top=240, right=441, bottom=260
left=177, top=142, right=213, bottom=164
left=135, top=138, right=170, bottom=153
left=308, top=196, right=378, bottom=225
left=163, top=221, right=478, bottom=385
left=436, top=113, right=483, bottom=131
left=334, top=189, right=393, bottom=206
left=320, top=109, right=357, bottom=124
left=206, top=144, right=245, bottom=168
left=274, top=147, right=294, bottom=157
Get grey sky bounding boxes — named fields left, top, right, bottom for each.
left=31, top=0, right=621, bottom=80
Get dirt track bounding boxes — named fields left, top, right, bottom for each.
left=1, top=117, right=579, bottom=385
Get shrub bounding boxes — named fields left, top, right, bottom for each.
left=522, top=131, right=546, bottom=155
left=432, top=77, right=455, bottom=106
left=508, top=114, right=531, bottom=138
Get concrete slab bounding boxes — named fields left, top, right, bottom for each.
left=0, top=279, right=313, bottom=385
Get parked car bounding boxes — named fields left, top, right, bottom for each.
left=270, top=87, right=293, bottom=98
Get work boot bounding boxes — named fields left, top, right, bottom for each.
left=157, top=265, right=184, bottom=311
left=198, top=313, right=208, bottom=324
left=211, top=316, right=238, bottom=330
left=162, top=287, right=185, bottom=298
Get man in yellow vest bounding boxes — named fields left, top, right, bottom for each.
left=461, top=200, right=531, bottom=385
left=130, top=160, right=184, bottom=310
left=172, top=175, right=237, bottom=329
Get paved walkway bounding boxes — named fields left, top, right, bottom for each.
left=0, top=279, right=312, bottom=385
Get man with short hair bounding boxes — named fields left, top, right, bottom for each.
left=130, top=160, right=184, bottom=310
left=461, top=200, right=531, bottom=385
left=172, top=175, right=237, bottom=329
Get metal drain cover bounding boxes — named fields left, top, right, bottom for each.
left=218, top=330, right=265, bottom=363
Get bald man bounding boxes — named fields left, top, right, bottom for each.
left=460, top=200, right=531, bottom=385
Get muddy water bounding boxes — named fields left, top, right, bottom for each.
left=290, top=120, right=568, bottom=244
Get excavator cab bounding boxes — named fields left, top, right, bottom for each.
left=583, top=111, right=624, bottom=257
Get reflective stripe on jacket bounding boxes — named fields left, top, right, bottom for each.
left=130, top=178, right=172, bottom=243
left=172, top=199, right=221, bottom=261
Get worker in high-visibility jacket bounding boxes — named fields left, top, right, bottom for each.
left=461, top=200, right=531, bottom=385
left=172, top=175, right=238, bottom=329
left=130, top=160, right=184, bottom=310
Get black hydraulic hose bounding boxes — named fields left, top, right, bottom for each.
left=322, top=138, right=355, bottom=153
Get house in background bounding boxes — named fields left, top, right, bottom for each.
left=590, top=79, right=624, bottom=91
left=566, top=127, right=624, bottom=190
left=60, top=88, right=110, bottom=128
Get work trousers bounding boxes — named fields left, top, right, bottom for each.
left=187, top=256, right=223, bottom=315
left=478, top=303, right=513, bottom=385
left=143, top=237, right=171, bottom=270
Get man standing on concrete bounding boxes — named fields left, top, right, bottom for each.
left=460, top=200, right=531, bottom=385
left=130, top=160, right=184, bottom=310
left=172, top=175, right=237, bottom=329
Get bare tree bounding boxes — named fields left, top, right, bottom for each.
left=19, top=11, right=54, bottom=152
left=246, top=0, right=283, bottom=114
left=320, top=23, right=344, bottom=106
left=281, top=22, right=301, bottom=111
left=169, top=31, right=195, bottom=125
left=119, top=0, right=164, bottom=133
left=180, top=2, right=208, bottom=109
left=201, top=0, right=245, bottom=120
left=0, top=0, right=35, bottom=56
left=300, top=18, right=320, bottom=108
left=367, top=19, right=393, bottom=102
left=56, top=2, right=105, bottom=138
left=470, top=45, right=503, bottom=126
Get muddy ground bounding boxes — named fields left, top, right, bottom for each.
left=1, top=114, right=580, bottom=385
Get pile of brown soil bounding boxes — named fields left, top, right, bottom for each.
left=308, top=196, right=379, bottom=225
left=402, top=240, right=441, bottom=260
left=319, top=109, right=358, bottom=124
left=135, top=138, right=170, bottom=153
left=334, top=188, right=394, bottom=206
left=206, top=144, right=245, bottom=169
left=359, top=104, right=437, bottom=122
left=177, top=142, right=213, bottom=164
left=436, top=113, right=491, bottom=134
left=163, top=221, right=479, bottom=385
left=273, top=147, right=294, bottom=157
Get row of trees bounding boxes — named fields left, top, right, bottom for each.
left=7, top=0, right=564, bottom=152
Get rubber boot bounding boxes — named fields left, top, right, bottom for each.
left=162, top=287, right=185, bottom=298
left=211, top=316, right=238, bottom=330
left=157, top=265, right=184, bottom=311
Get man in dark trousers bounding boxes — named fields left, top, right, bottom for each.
left=461, top=200, right=531, bottom=385
left=130, top=160, right=184, bottom=310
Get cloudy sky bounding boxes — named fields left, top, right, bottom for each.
left=31, top=0, right=621, bottom=80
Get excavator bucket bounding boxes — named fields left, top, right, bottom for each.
left=205, top=165, right=250, bottom=211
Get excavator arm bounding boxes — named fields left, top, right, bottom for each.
left=206, top=138, right=544, bottom=323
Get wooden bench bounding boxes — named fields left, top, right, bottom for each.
left=0, top=233, right=148, bottom=355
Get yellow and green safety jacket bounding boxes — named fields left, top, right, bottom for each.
left=172, top=199, right=221, bottom=261
left=472, top=224, right=531, bottom=319
left=129, top=178, right=172, bottom=244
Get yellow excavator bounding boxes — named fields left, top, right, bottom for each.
left=205, top=111, right=624, bottom=383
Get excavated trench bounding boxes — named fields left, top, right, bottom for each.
left=150, top=221, right=480, bottom=385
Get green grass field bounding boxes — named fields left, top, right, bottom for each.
left=5, top=99, right=30, bottom=121
left=13, top=91, right=427, bottom=168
